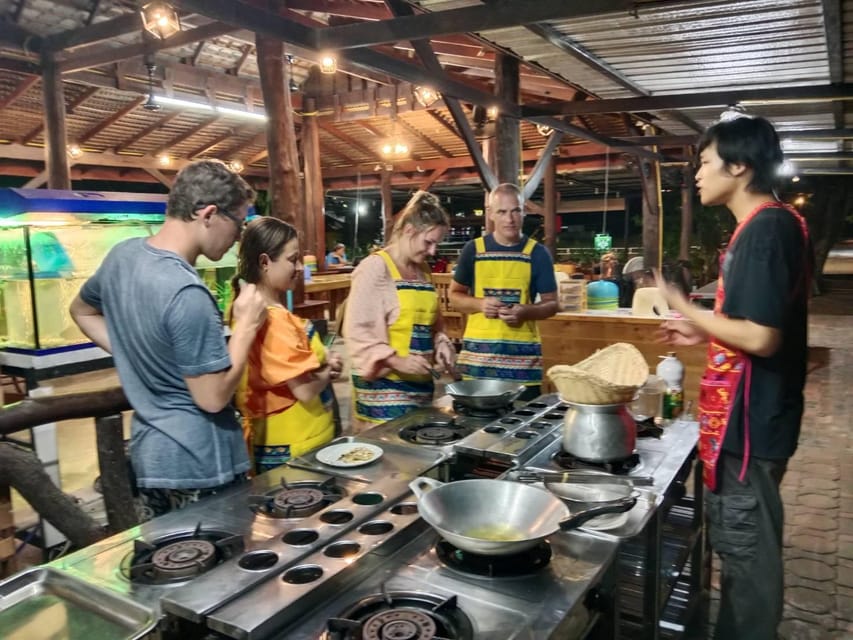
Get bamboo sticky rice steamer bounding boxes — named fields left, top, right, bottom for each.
left=547, top=343, right=649, bottom=404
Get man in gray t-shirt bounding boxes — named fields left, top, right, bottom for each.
left=70, top=160, right=267, bottom=518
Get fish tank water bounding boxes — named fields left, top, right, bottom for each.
left=0, top=189, right=239, bottom=352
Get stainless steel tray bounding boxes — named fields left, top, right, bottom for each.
left=0, top=567, right=156, bottom=640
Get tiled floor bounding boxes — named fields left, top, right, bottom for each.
left=4, top=276, right=852, bottom=639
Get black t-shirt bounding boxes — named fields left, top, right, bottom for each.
left=720, top=207, right=812, bottom=460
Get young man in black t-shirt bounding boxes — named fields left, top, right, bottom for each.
left=655, top=114, right=812, bottom=640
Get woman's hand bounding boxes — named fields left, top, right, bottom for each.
left=326, top=351, right=344, bottom=380
left=656, top=319, right=707, bottom=347
left=434, top=338, right=456, bottom=374
left=652, top=268, right=691, bottom=315
left=388, top=353, right=433, bottom=376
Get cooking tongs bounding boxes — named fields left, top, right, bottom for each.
left=516, top=471, right=654, bottom=487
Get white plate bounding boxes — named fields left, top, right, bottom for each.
left=315, top=443, right=384, bottom=468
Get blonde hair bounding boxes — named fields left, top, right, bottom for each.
left=390, top=191, right=450, bottom=241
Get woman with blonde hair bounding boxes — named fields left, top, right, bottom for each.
left=345, top=191, right=455, bottom=430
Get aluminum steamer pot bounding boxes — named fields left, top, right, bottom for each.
left=562, top=401, right=636, bottom=462
left=444, top=379, right=526, bottom=410
left=409, top=477, right=636, bottom=556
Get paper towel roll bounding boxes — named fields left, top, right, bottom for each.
left=631, top=287, right=669, bottom=316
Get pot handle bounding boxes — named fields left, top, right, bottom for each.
left=557, top=495, right=637, bottom=531
left=408, top=476, right=444, bottom=500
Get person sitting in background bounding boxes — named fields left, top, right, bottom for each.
left=345, top=191, right=456, bottom=431
left=233, top=217, right=343, bottom=473
left=326, top=243, right=349, bottom=268
left=69, top=159, right=266, bottom=519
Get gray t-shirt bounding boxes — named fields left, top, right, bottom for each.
left=80, top=237, right=249, bottom=489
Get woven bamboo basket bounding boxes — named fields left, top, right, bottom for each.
left=547, top=343, right=649, bottom=405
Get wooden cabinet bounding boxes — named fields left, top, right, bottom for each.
left=540, top=312, right=706, bottom=404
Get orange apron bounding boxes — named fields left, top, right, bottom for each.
left=699, top=201, right=809, bottom=491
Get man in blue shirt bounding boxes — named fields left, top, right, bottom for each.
left=449, top=183, right=558, bottom=400
left=70, top=160, right=267, bottom=519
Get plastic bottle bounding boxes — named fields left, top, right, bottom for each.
left=656, top=352, right=684, bottom=424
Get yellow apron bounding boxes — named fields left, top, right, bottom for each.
left=250, top=321, right=334, bottom=472
left=456, top=236, right=542, bottom=386
left=352, top=250, right=438, bottom=423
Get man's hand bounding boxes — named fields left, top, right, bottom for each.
left=497, top=303, right=525, bottom=328
left=230, top=283, right=267, bottom=332
left=434, top=340, right=456, bottom=374
left=656, top=319, right=707, bottom=347
left=481, top=296, right=505, bottom=319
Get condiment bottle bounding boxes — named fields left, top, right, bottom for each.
left=656, top=352, right=684, bottom=424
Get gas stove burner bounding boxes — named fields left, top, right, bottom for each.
left=249, top=477, right=345, bottom=518
left=452, top=400, right=512, bottom=419
left=552, top=450, right=643, bottom=476
left=399, top=421, right=472, bottom=446
left=122, top=524, right=243, bottom=585
left=435, top=539, right=551, bottom=577
left=635, top=416, right=664, bottom=438
left=326, top=591, right=474, bottom=640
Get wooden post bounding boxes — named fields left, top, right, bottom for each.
left=494, top=53, right=520, bottom=186
left=42, top=54, right=71, bottom=190
left=483, top=138, right=496, bottom=235
left=95, top=414, right=138, bottom=532
left=381, top=169, right=394, bottom=243
left=544, top=155, right=557, bottom=258
left=640, top=157, right=663, bottom=270
left=256, top=37, right=303, bottom=229
left=680, top=160, right=694, bottom=261
left=302, top=97, right=325, bottom=268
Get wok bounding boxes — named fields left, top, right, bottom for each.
left=444, top=379, right=526, bottom=410
left=409, top=477, right=636, bottom=556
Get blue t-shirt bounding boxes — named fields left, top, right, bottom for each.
left=326, top=252, right=347, bottom=266
left=80, top=238, right=249, bottom=489
left=453, top=234, right=557, bottom=300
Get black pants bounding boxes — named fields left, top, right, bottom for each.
left=707, top=452, right=787, bottom=640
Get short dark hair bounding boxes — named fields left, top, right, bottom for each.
left=167, top=159, right=255, bottom=221
left=697, top=116, right=783, bottom=194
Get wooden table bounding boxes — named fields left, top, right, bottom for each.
left=305, top=274, right=352, bottom=322
left=540, top=311, right=707, bottom=404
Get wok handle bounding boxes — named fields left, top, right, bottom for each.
left=557, top=496, right=637, bottom=531
left=408, top=476, right=444, bottom=499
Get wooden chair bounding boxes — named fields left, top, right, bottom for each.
left=432, top=273, right=466, bottom=341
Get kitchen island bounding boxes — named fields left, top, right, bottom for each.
left=540, top=310, right=707, bottom=404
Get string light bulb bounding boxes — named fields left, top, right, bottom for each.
left=227, top=159, right=245, bottom=173
left=319, top=55, right=337, bottom=74
left=66, top=143, right=83, bottom=159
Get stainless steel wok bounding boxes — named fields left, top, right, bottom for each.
left=409, top=477, right=636, bottom=555
left=444, top=379, right=526, bottom=410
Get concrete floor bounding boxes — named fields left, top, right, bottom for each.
left=3, top=276, right=852, bottom=639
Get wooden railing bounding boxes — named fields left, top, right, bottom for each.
left=0, top=388, right=137, bottom=556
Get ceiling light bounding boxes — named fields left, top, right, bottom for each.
left=791, top=175, right=800, bottom=182
left=486, top=106, right=499, bottom=120
left=380, top=141, right=409, bottom=158
left=152, top=95, right=268, bottom=122
left=140, top=2, right=181, bottom=40
left=319, top=55, right=337, bottom=74
left=227, top=159, right=245, bottom=173
left=413, top=86, right=440, bottom=108
left=157, top=153, right=171, bottom=167
left=289, top=79, right=299, bottom=92
left=66, top=143, right=82, bottom=159
left=536, top=124, right=553, bottom=137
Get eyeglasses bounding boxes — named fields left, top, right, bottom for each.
left=216, top=207, right=248, bottom=235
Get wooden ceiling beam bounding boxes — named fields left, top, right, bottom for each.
left=0, top=75, right=38, bottom=110
left=396, top=116, right=453, bottom=157
left=43, top=13, right=140, bottom=52
left=154, top=116, right=221, bottom=156
left=523, top=84, right=853, bottom=117
left=77, top=96, right=146, bottom=144
left=57, top=22, right=239, bottom=73
left=113, top=111, right=182, bottom=152
left=19, top=85, right=99, bottom=144
left=230, top=44, right=253, bottom=76
left=319, top=123, right=376, bottom=159
left=186, top=128, right=239, bottom=159
left=216, top=131, right=266, bottom=161
left=284, top=0, right=391, bottom=20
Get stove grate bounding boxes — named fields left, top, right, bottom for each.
left=435, top=538, right=551, bottom=578
left=552, top=450, right=643, bottom=475
left=248, top=476, right=345, bottom=518
left=325, top=590, right=474, bottom=640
